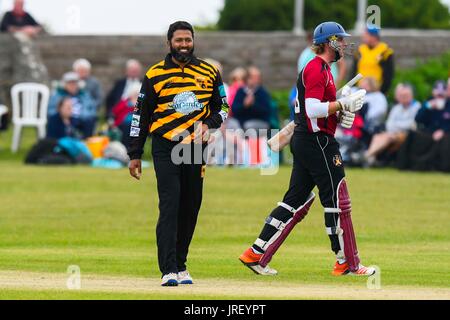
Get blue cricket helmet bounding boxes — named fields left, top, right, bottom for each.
left=313, top=21, right=351, bottom=45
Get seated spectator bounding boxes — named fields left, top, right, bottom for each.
left=47, top=97, right=77, bottom=140
left=106, top=59, right=142, bottom=120
left=0, top=0, right=48, bottom=84
left=416, top=80, right=450, bottom=136
left=227, top=67, right=247, bottom=109
left=358, top=76, right=388, bottom=139
left=48, top=72, right=96, bottom=139
left=111, top=83, right=141, bottom=147
left=230, top=66, right=272, bottom=132
left=229, top=66, right=273, bottom=166
left=73, top=58, right=103, bottom=113
left=218, top=67, right=248, bottom=165
left=0, top=0, right=41, bottom=37
left=396, top=79, right=450, bottom=172
left=364, top=83, right=420, bottom=166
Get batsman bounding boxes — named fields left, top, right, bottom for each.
left=239, top=21, right=375, bottom=276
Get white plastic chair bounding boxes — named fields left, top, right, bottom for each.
left=11, top=83, right=50, bottom=153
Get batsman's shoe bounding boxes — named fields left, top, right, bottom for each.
left=177, top=270, right=193, bottom=285
left=161, top=273, right=178, bottom=286
left=332, top=261, right=376, bottom=276
left=350, top=264, right=376, bottom=276
left=332, top=261, right=350, bottom=276
left=239, top=248, right=278, bottom=276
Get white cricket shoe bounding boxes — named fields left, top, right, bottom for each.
left=350, top=264, right=376, bottom=276
left=177, top=270, right=193, bottom=284
left=248, top=264, right=278, bottom=276
left=161, top=273, right=178, bottom=286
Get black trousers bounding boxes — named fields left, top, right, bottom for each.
left=255, top=132, right=346, bottom=254
left=151, top=134, right=206, bottom=275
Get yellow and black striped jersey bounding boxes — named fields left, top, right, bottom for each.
left=128, top=54, right=229, bottom=160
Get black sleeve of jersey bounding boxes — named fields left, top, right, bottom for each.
left=380, top=54, right=394, bottom=94
left=127, top=76, right=157, bottom=160
left=203, top=71, right=229, bottom=129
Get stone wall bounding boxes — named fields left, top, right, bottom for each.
left=1, top=30, right=449, bottom=102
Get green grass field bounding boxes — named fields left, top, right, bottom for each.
left=0, top=128, right=449, bottom=299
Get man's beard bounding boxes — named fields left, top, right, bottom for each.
left=170, top=45, right=195, bottom=63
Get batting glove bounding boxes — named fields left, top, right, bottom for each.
left=340, top=111, right=356, bottom=129
left=337, top=89, right=366, bottom=113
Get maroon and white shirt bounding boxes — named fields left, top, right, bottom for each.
left=294, top=56, right=337, bottom=136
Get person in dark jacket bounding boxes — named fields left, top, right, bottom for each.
left=397, top=79, right=450, bottom=172
left=0, top=0, right=41, bottom=37
left=416, top=80, right=450, bottom=138
left=230, top=66, right=272, bottom=131
left=105, top=59, right=142, bottom=120
left=47, top=97, right=77, bottom=140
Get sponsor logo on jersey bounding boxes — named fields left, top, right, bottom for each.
left=170, top=91, right=204, bottom=115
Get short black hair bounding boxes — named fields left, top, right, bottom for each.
left=167, top=21, right=194, bottom=41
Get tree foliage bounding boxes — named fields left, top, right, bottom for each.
left=217, top=0, right=450, bottom=31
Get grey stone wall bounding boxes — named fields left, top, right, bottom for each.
left=1, top=30, right=449, bottom=103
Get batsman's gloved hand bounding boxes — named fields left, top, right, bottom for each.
left=340, top=110, right=356, bottom=129
left=337, top=89, right=366, bottom=113
left=339, top=85, right=352, bottom=98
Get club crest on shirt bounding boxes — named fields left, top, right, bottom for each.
left=333, top=155, right=343, bottom=167
left=170, top=91, right=204, bottom=115
left=195, top=76, right=207, bottom=89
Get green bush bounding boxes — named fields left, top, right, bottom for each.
left=217, top=0, right=450, bottom=31
left=271, top=89, right=292, bottom=122
left=389, top=51, right=450, bottom=103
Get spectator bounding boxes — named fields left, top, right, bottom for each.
left=0, top=0, right=41, bottom=37
left=227, top=67, right=247, bottom=109
left=335, top=77, right=387, bottom=166
left=0, top=0, right=48, bottom=85
left=48, top=72, right=97, bottom=139
left=47, top=97, right=77, bottom=140
left=230, top=66, right=272, bottom=132
left=111, top=82, right=141, bottom=147
left=358, top=76, right=388, bottom=138
left=352, top=25, right=394, bottom=94
left=396, top=79, right=450, bottom=172
left=364, top=83, right=420, bottom=166
left=298, top=31, right=347, bottom=86
left=106, top=59, right=142, bottom=120
left=73, top=58, right=103, bottom=113
left=416, top=80, right=449, bottom=136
